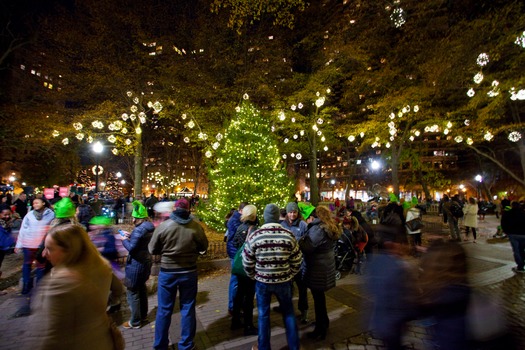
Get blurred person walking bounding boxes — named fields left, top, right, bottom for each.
left=24, top=224, right=124, bottom=350
left=417, top=240, right=470, bottom=350
left=15, top=197, right=55, bottom=294
left=366, top=223, right=415, bottom=350
left=243, top=203, right=302, bottom=350
left=120, top=200, right=155, bottom=329
left=463, top=197, right=479, bottom=243
left=148, top=198, right=208, bottom=350
left=299, top=205, right=342, bottom=340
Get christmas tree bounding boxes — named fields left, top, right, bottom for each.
left=200, top=99, right=293, bottom=231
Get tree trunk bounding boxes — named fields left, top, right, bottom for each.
left=310, top=136, right=319, bottom=206
left=134, top=134, right=143, bottom=197
left=391, top=145, right=401, bottom=197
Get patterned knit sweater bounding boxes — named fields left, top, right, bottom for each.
left=242, top=223, right=302, bottom=284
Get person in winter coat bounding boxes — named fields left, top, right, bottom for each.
left=230, top=204, right=258, bottom=335
left=148, top=198, right=209, bottom=350
left=23, top=224, right=124, bottom=350
left=463, top=197, right=479, bottom=243
left=405, top=197, right=423, bottom=256
left=280, top=201, right=309, bottom=323
left=121, top=200, right=155, bottom=329
left=0, top=205, right=15, bottom=278
left=15, top=197, right=55, bottom=294
left=299, top=205, right=342, bottom=340
left=501, top=201, right=525, bottom=273
left=226, top=202, right=248, bottom=315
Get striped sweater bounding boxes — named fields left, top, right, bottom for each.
left=242, top=223, right=302, bottom=284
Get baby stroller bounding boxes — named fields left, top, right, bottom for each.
left=334, top=231, right=357, bottom=280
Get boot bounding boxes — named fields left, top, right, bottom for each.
left=300, top=310, right=309, bottom=324
left=244, top=325, right=258, bottom=336
left=230, top=317, right=243, bottom=330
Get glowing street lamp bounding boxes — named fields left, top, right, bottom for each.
left=93, top=141, right=104, bottom=192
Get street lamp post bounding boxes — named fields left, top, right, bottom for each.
left=331, top=179, right=336, bottom=200
left=475, top=174, right=483, bottom=200
left=93, top=141, right=104, bottom=193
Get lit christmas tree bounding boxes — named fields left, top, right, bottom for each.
left=200, top=99, right=293, bottom=231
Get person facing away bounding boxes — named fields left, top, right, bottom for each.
left=442, top=194, right=462, bottom=242
left=148, top=198, right=209, bottom=350
left=280, top=201, right=309, bottom=323
left=226, top=202, right=248, bottom=314
left=501, top=201, right=525, bottom=273
left=242, top=203, right=302, bottom=350
left=120, top=200, right=155, bottom=329
left=230, top=204, right=259, bottom=336
left=15, top=197, right=55, bottom=295
left=23, top=224, right=124, bottom=350
left=299, top=205, right=342, bottom=340
left=463, top=197, right=479, bottom=243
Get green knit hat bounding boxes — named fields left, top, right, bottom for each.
left=89, top=216, right=112, bottom=226
left=298, top=202, right=316, bottom=220
left=132, top=200, right=148, bottom=219
left=389, top=193, right=398, bottom=203
left=54, top=197, right=76, bottom=219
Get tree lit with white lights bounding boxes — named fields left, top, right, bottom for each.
left=200, top=97, right=293, bottom=231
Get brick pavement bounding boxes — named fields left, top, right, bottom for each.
left=0, top=214, right=524, bottom=349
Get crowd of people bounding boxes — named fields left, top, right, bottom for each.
left=0, top=189, right=522, bottom=350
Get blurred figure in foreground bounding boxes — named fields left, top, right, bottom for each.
left=417, top=240, right=470, bottom=350
left=24, top=224, right=124, bottom=350
left=366, top=226, right=414, bottom=350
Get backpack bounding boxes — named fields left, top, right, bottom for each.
left=450, top=202, right=464, bottom=218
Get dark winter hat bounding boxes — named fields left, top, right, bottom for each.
left=263, top=203, right=280, bottom=224
left=175, top=198, right=190, bottom=211
left=54, top=197, right=76, bottom=219
left=286, top=202, right=299, bottom=213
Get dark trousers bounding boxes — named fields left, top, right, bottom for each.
left=311, top=289, right=329, bottom=333
left=465, top=227, right=477, bottom=240
left=294, top=273, right=308, bottom=312
left=232, top=275, right=256, bottom=327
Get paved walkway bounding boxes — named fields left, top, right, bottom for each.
left=0, top=214, right=523, bottom=350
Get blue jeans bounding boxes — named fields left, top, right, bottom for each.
left=154, top=270, right=198, bottom=350
left=228, top=258, right=238, bottom=310
left=255, top=280, right=299, bottom=350
left=127, top=283, right=148, bottom=327
left=509, top=234, right=525, bottom=270
left=22, top=248, right=45, bottom=293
